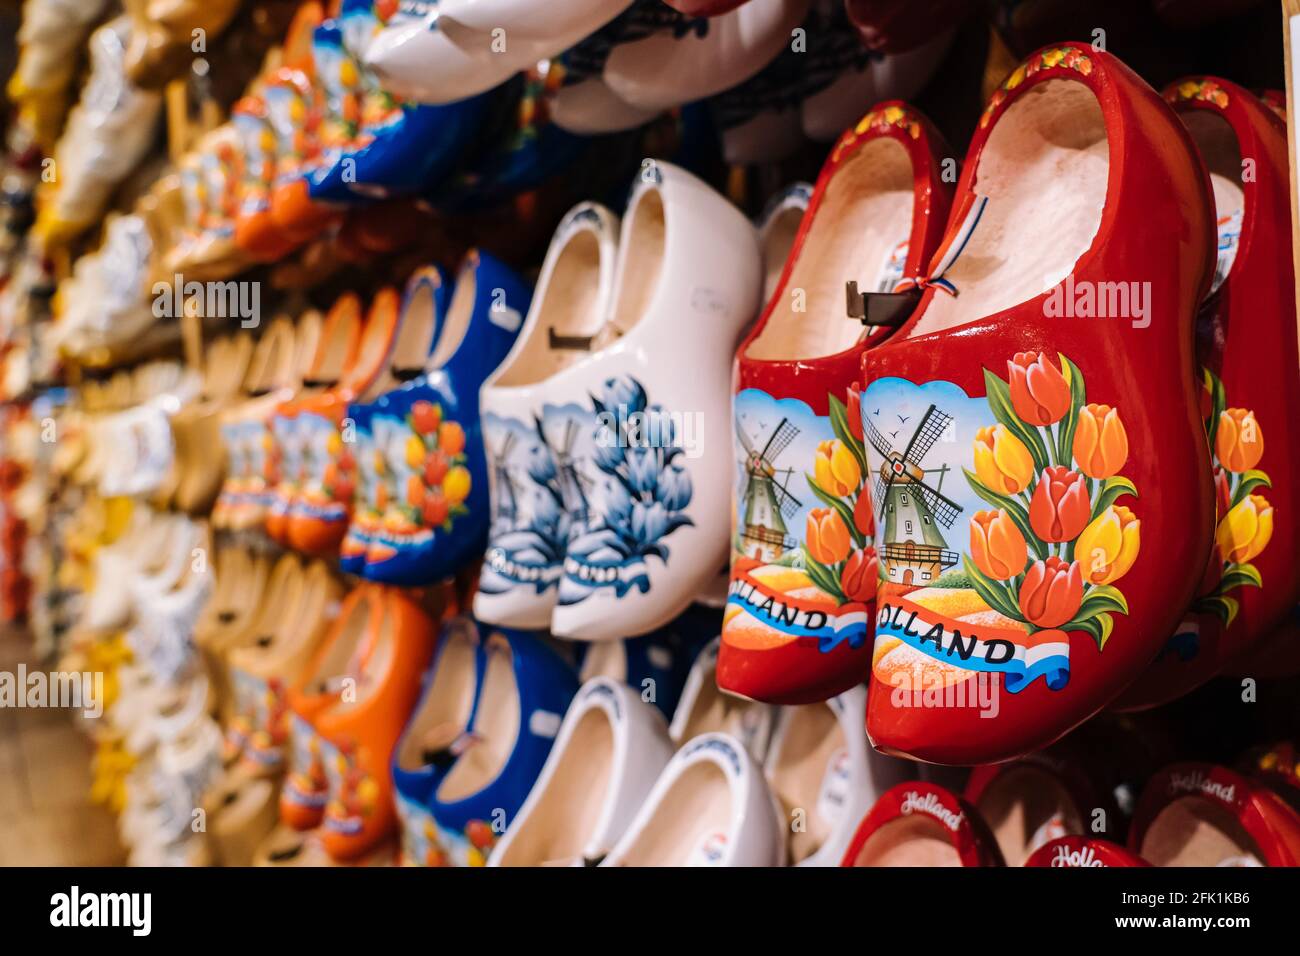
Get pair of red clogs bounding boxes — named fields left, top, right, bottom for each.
left=843, top=760, right=1300, bottom=868
left=718, top=42, right=1300, bottom=766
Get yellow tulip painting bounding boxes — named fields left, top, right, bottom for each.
left=961, top=351, right=1140, bottom=660
left=1192, top=369, right=1272, bottom=628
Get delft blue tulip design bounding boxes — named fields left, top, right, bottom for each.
left=559, top=375, right=694, bottom=604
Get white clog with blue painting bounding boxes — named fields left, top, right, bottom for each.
left=670, top=637, right=776, bottom=760
left=764, top=685, right=914, bottom=866
left=755, top=181, right=812, bottom=303
left=428, top=624, right=578, bottom=865
left=548, top=161, right=761, bottom=641
left=475, top=202, right=621, bottom=629
left=600, top=731, right=784, bottom=866
left=487, top=677, right=673, bottom=866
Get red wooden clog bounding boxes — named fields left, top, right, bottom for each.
left=964, top=750, right=1120, bottom=866
left=859, top=44, right=1217, bottom=764
left=1116, top=78, right=1300, bottom=709
left=1129, top=763, right=1300, bottom=867
left=1024, top=835, right=1148, bottom=867
left=840, top=780, right=1004, bottom=867
left=719, top=101, right=953, bottom=705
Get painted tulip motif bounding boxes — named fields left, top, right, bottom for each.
left=1192, top=370, right=1273, bottom=628
left=815, top=439, right=861, bottom=497
left=383, top=400, right=471, bottom=534
left=969, top=509, right=1028, bottom=580
left=798, top=385, right=876, bottom=622
left=807, top=508, right=852, bottom=565
left=1029, top=466, right=1092, bottom=542
left=1215, top=408, right=1264, bottom=473
left=958, top=352, right=1140, bottom=683
left=840, top=548, right=878, bottom=603
left=1008, top=351, right=1071, bottom=426
left=846, top=382, right=864, bottom=442
left=1217, top=494, right=1273, bottom=564
left=973, top=425, right=1035, bottom=495
left=1075, top=505, right=1141, bottom=586
left=1018, top=556, right=1084, bottom=628
left=1072, top=403, right=1129, bottom=479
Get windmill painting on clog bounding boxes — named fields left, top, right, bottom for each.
left=859, top=44, right=1217, bottom=765
left=718, top=101, right=953, bottom=706
left=474, top=203, right=620, bottom=628
left=546, top=162, right=761, bottom=641
left=1116, top=78, right=1300, bottom=709
left=363, top=252, right=530, bottom=586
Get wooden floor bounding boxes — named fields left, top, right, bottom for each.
left=0, top=628, right=125, bottom=866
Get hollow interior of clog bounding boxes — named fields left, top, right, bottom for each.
left=760, top=201, right=805, bottom=304
left=436, top=636, right=521, bottom=803
left=394, top=624, right=479, bottom=773
left=1140, top=797, right=1265, bottom=866
left=611, top=760, right=732, bottom=866
left=329, top=597, right=397, bottom=714
left=1182, top=109, right=1244, bottom=295
left=677, top=670, right=767, bottom=751
left=493, top=228, right=607, bottom=387
left=303, top=591, right=373, bottom=697
left=309, top=297, right=363, bottom=385
left=976, top=766, right=1082, bottom=867
left=605, top=187, right=665, bottom=342
left=905, top=78, right=1108, bottom=338
left=391, top=276, right=442, bottom=374
left=293, top=310, right=323, bottom=381
left=746, top=136, right=913, bottom=361
left=493, top=707, right=616, bottom=866
left=578, top=640, right=630, bottom=684
left=350, top=289, right=402, bottom=399
left=767, top=702, right=843, bottom=864
left=427, top=268, right=476, bottom=372
left=852, top=814, right=964, bottom=866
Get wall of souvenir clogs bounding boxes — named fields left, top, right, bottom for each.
left=2, top=0, right=1300, bottom=870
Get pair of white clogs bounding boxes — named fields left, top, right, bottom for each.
left=475, top=160, right=761, bottom=641
left=491, top=639, right=911, bottom=866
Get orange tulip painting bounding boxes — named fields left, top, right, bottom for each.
left=1007, top=351, right=1072, bottom=426
left=953, top=351, right=1141, bottom=689
left=1192, top=370, right=1273, bottom=627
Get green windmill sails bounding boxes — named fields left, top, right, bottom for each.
left=864, top=404, right=963, bottom=587
left=736, top=415, right=803, bottom=563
